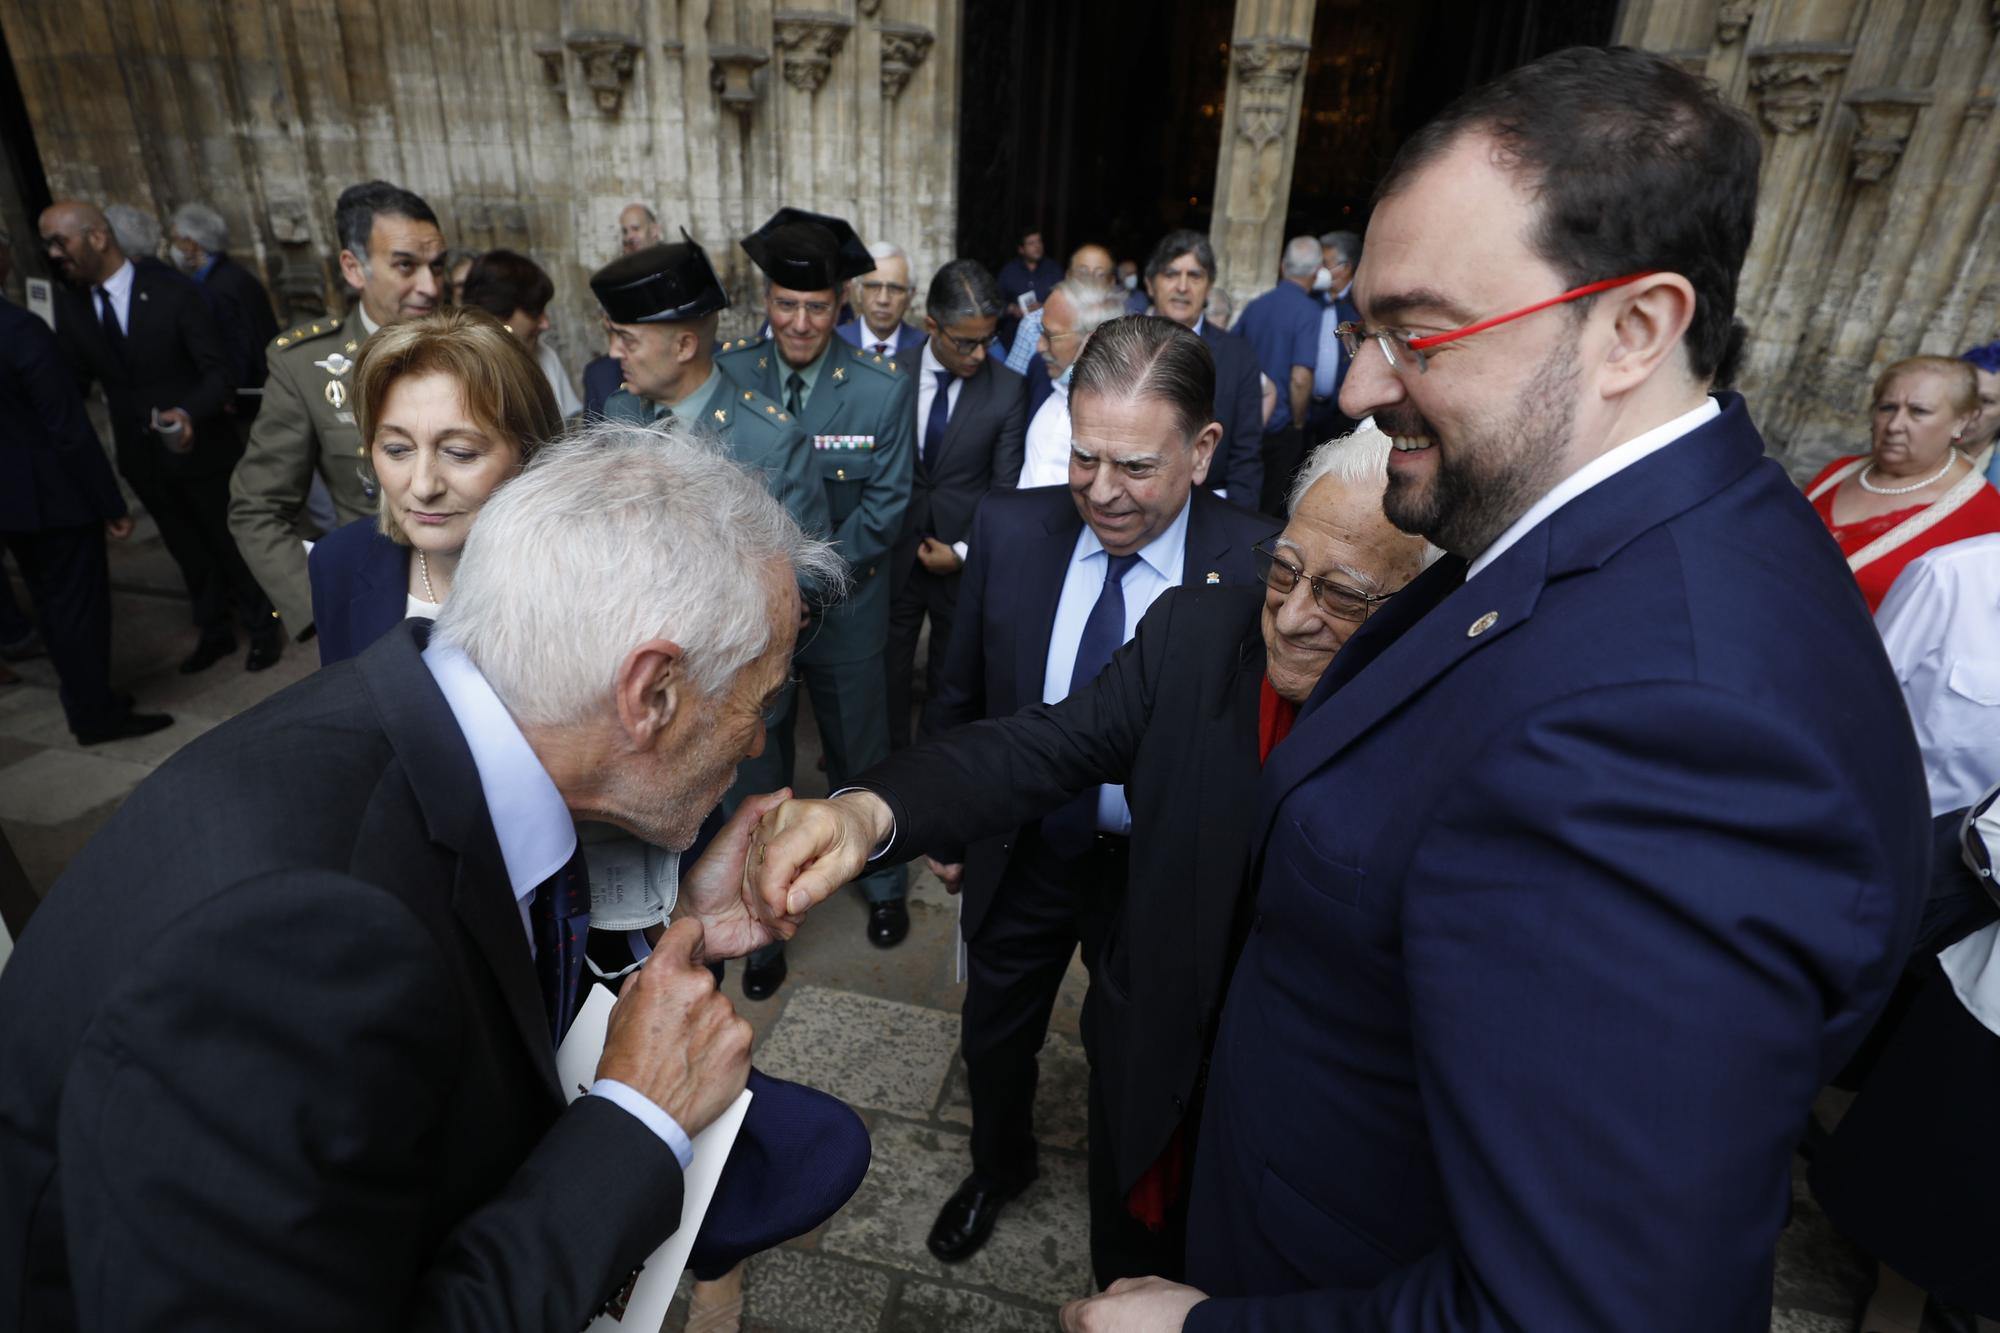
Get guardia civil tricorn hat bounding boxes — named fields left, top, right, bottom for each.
left=589, top=229, right=729, bottom=324
left=738, top=207, right=874, bottom=292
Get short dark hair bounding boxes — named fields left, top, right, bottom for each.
left=926, top=259, right=1004, bottom=327
left=1069, top=315, right=1216, bottom=441
left=335, top=180, right=440, bottom=261
left=1375, top=46, right=1759, bottom=381
left=1320, top=230, right=1362, bottom=269
left=1019, top=226, right=1042, bottom=244
left=1144, top=229, right=1216, bottom=284
left=461, top=249, right=556, bottom=320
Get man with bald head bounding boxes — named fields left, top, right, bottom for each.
left=618, top=203, right=663, bottom=255
left=41, top=200, right=280, bottom=677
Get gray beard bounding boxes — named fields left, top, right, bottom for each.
left=1382, top=337, right=1582, bottom=560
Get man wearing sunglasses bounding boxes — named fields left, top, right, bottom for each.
left=1053, top=45, right=1931, bottom=1333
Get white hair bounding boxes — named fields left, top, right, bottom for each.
left=1050, top=279, right=1125, bottom=339
left=104, top=203, right=161, bottom=258
left=432, top=420, right=846, bottom=727
left=170, top=202, right=229, bottom=255
left=1288, top=424, right=1445, bottom=567
left=866, top=240, right=906, bottom=263
left=1281, top=234, right=1323, bottom=279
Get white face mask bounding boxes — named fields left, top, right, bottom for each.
left=1311, top=266, right=1334, bottom=293
left=1122, top=273, right=1138, bottom=291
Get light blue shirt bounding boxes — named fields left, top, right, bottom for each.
left=421, top=640, right=694, bottom=1170
left=1040, top=497, right=1192, bottom=833
left=1006, top=308, right=1045, bottom=375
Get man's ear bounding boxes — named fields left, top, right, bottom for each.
left=614, top=638, right=686, bottom=749
left=1188, top=420, right=1223, bottom=486
left=337, top=249, right=367, bottom=294
left=1599, top=273, right=1697, bottom=398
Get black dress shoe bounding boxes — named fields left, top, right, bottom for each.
left=866, top=899, right=910, bottom=948
left=178, top=638, right=236, bottom=674
left=74, top=711, right=173, bottom=746
left=245, top=635, right=282, bottom=672
left=741, top=949, right=788, bottom=1001
left=927, top=1175, right=1025, bottom=1263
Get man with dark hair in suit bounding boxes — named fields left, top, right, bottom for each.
left=902, top=315, right=1273, bottom=1266
left=886, top=258, right=1026, bottom=754
left=168, top=201, right=281, bottom=423
left=756, top=428, right=1435, bottom=1287
left=229, top=179, right=448, bottom=643
left=0, top=223, right=171, bottom=745
left=1143, top=231, right=1264, bottom=505
left=40, top=200, right=281, bottom=677
left=1058, top=46, right=1932, bottom=1333
left=0, top=429, right=865, bottom=1330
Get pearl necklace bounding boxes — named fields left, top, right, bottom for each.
left=1858, top=452, right=1958, bottom=496
left=418, top=550, right=437, bottom=603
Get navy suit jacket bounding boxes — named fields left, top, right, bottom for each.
left=926, top=485, right=1273, bottom=940
left=582, top=355, right=624, bottom=420
left=836, top=319, right=924, bottom=357
left=0, top=300, right=126, bottom=532
left=1183, top=395, right=1931, bottom=1331
left=1199, top=320, right=1265, bottom=503
left=307, top=517, right=410, bottom=666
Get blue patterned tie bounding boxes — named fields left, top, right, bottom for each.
left=530, top=845, right=591, bottom=1043
left=923, top=369, right=953, bottom=473
left=1041, top=552, right=1141, bottom=857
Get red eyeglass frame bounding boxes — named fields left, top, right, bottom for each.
left=1404, top=270, right=1662, bottom=353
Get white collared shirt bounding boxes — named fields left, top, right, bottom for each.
left=356, top=305, right=381, bottom=339
left=862, top=324, right=900, bottom=357
left=95, top=258, right=136, bottom=332
left=420, top=639, right=692, bottom=1168
left=1465, top=398, right=1721, bottom=580
left=1042, top=497, right=1192, bottom=833
left=1020, top=379, right=1073, bottom=489
left=916, top=342, right=964, bottom=454
left=1875, top=533, right=2000, bottom=817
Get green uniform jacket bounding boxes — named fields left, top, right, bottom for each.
left=715, top=335, right=914, bottom=665
left=601, top=365, right=829, bottom=546
left=227, top=317, right=376, bottom=638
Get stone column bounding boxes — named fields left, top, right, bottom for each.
left=1209, top=0, right=1317, bottom=310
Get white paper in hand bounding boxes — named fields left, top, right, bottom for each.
left=556, top=985, right=754, bottom=1329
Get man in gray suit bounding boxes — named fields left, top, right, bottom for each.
left=887, top=260, right=1027, bottom=753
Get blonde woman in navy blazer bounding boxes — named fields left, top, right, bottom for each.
left=309, top=308, right=561, bottom=665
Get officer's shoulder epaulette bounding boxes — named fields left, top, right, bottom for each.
left=271, top=315, right=347, bottom=353
left=724, top=383, right=794, bottom=427
left=852, top=347, right=905, bottom=377
left=716, top=334, right=768, bottom=357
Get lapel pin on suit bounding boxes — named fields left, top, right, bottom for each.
left=1467, top=611, right=1499, bottom=637
left=1206, top=571, right=1221, bottom=585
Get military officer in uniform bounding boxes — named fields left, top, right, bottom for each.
left=719, top=208, right=916, bottom=998
left=228, top=181, right=448, bottom=640
left=590, top=236, right=827, bottom=543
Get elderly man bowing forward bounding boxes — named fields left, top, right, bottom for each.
left=0, top=425, right=864, bottom=1330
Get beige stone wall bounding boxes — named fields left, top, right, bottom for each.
left=1622, top=0, right=2000, bottom=475
left=0, top=0, right=959, bottom=375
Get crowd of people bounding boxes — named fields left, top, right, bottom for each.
left=3, top=38, right=2000, bottom=1333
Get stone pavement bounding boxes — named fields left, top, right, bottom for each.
left=1, top=508, right=1875, bottom=1333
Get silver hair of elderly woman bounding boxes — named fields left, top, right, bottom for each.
left=431, top=419, right=847, bottom=728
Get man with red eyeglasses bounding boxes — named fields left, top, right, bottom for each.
left=1055, top=45, right=1930, bottom=1333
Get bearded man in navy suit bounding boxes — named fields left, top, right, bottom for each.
left=1058, top=46, right=1932, bottom=1333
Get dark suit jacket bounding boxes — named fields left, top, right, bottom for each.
left=198, top=253, right=280, bottom=392
left=1302, top=292, right=1361, bottom=446
left=0, top=300, right=126, bottom=532
left=0, top=622, right=686, bottom=1330
left=51, top=260, right=237, bottom=481
left=836, top=319, right=924, bottom=356
left=864, top=585, right=1264, bottom=1192
left=1199, top=320, right=1265, bottom=503
left=1182, top=395, right=1931, bottom=1331
left=900, top=355, right=1028, bottom=568
left=308, top=516, right=411, bottom=666
left=927, top=485, right=1272, bottom=941
left=583, top=354, right=623, bottom=419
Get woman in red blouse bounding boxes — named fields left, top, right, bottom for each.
left=1808, top=355, right=2000, bottom=611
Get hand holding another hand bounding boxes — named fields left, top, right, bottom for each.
left=747, top=791, right=896, bottom=923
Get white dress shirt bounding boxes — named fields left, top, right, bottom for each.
left=1875, top=533, right=2000, bottom=817
left=421, top=639, right=693, bottom=1168
left=1941, top=787, right=2000, bottom=1040
left=861, top=325, right=901, bottom=357
left=94, top=258, right=136, bottom=332
left=916, top=342, right=964, bottom=455
left=1466, top=397, right=1721, bottom=579
left=1020, top=379, right=1073, bottom=489
left=536, top=340, right=583, bottom=419
left=1041, top=497, right=1191, bottom=832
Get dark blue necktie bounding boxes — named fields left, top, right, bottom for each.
left=922, top=369, right=953, bottom=473
left=530, top=844, right=591, bottom=1043
left=1041, top=552, right=1141, bottom=857
left=95, top=286, right=127, bottom=364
